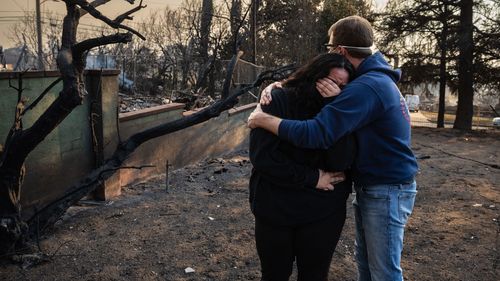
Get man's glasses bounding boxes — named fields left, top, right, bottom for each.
left=325, top=44, right=375, bottom=54
left=324, top=44, right=336, bottom=52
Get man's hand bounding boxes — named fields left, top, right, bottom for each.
left=247, top=104, right=264, bottom=129
left=316, top=170, right=346, bottom=191
left=260, top=82, right=282, bottom=105
left=247, top=104, right=281, bottom=135
left=316, top=78, right=342, bottom=98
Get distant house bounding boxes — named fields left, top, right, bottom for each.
left=1, top=46, right=37, bottom=71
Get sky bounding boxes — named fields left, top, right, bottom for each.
left=0, top=0, right=185, bottom=48
left=0, top=0, right=388, bottom=49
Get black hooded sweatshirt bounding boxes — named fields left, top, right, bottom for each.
left=249, top=87, right=356, bottom=226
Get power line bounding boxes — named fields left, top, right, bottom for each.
left=9, top=0, right=26, bottom=11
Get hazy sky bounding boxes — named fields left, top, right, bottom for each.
left=1, top=0, right=184, bottom=48
left=1, top=0, right=388, bottom=48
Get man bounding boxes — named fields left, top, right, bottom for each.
left=247, top=16, right=418, bottom=281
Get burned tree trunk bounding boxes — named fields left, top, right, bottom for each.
left=0, top=0, right=144, bottom=256
left=195, top=0, right=214, bottom=92
left=437, top=3, right=449, bottom=129
left=0, top=76, right=28, bottom=255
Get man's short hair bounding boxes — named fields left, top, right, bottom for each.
left=328, top=16, right=374, bottom=58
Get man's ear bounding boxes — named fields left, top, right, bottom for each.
left=337, top=46, right=348, bottom=56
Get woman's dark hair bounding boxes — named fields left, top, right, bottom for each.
left=282, top=53, right=354, bottom=118
left=283, top=53, right=354, bottom=89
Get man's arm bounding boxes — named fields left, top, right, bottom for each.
left=247, top=104, right=281, bottom=135
left=249, top=83, right=383, bottom=149
left=250, top=125, right=336, bottom=191
left=249, top=92, right=337, bottom=190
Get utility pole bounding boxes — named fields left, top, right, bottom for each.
left=36, top=0, right=44, bottom=70
left=250, top=0, right=259, bottom=64
left=0, top=46, right=5, bottom=69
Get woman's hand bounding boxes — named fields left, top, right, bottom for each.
left=260, top=82, right=282, bottom=105
left=316, top=78, right=342, bottom=98
left=316, top=170, right=346, bottom=191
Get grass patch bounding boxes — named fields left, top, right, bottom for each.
left=420, top=111, right=494, bottom=126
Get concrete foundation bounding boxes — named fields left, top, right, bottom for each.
left=0, top=70, right=254, bottom=217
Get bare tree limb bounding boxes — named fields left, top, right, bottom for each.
left=79, top=0, right=135, bottom=17
left=114, top=0, right=146, bottom=24
left=27, top=165, right=155, bottom=232
left=183, top=8, right=232, bottom=21
left=71, top=0, right=146, bottom=40
left=2, top=73, right=26, bottom=166
left=221, top=51, right=243, bottom=99
left=21, top=78, right=62, bottom=116
left=8, top=76, right=22, bottom=93
left=72, top=33, right=133, bottom=59
left=231, top=2, right=252, bottom=54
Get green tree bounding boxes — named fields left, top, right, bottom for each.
left=257, top=0, right=373, bottom=66
left=320, top=0, right=373, bottom=45
left=377, top=0, right=500, bottom=130
left=377, top=0, right=460, bottom=127
left=455, top=0, right=474, bottom=129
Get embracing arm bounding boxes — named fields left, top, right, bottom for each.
left=249, top=83, right=383, bottom=149
left=247, top=104, right=281, bottom=135
left=249, top=90, right=335, bottom=190
left=250, top=127, right=317, bottom=189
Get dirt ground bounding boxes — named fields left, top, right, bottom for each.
left=1, top=127, right=499, bottom=281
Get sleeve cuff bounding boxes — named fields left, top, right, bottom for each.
left=305, top=169, right=319, bottom=189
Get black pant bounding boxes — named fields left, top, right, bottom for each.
left=255, top=208, right=347, bottom=281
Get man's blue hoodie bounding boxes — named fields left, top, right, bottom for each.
left=279, top=52, right=418, bottom=185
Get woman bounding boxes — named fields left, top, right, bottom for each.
left=249, top=53, right=356, bottom=281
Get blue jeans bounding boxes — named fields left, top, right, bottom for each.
left=353, top=181, right=417, bottom=281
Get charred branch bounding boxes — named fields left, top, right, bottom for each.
left=114, top=0, right=146, bottom=24
left=231, top=3, right=252, bottom=54
left=78, top=0, right=134, bottom=17
left=71, top=0, right=146, bottom=40
left=21, top=78, right=63, bottom=116
left=221, top=51, right=243, bottom=99
left=27, top=165, right=154, bottom=233
left=73, top=33, right=133, bottom=59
